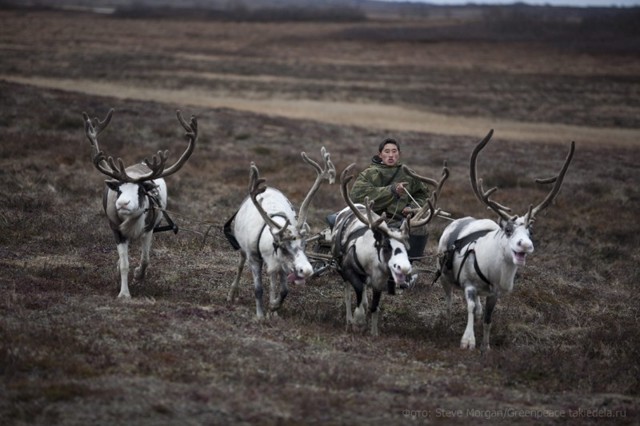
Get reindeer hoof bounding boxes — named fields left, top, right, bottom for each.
left=267, top=311, right=281, bottom=321
left=134, top=267, right=146, bottom=281
left=460, top=339, right=476, bottom=350
left=353, top=320, right=367, bottom=334
left=269, top=301, right=282, bottom=312
left=351, top=324, right=366, bottom=334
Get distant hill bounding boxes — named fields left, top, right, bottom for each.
left=1, top=0, right=638, bottom=34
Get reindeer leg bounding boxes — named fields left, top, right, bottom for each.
left=474, top=294, right=483, bottom=321
left=227, top=252, right=246, bottom=303
left=268, top=270, right=279, bottom=311
left=276, top=271, right=289, bottom=311
left=362, top=283, right=369, bottom=312
left=250, top=260, right=265, bottom=320
left=134, top=231, right=153, bottom=282
left=481, top=294, right=497, bottom=353
left=461, top=285, right=477, bottom=349
left=370, top=289, right=382, bottom=337
left=352, top=284, right=367, bottom=333
left=344, top=269, right=367, bottom=332
left=269, top=271, right=289, bottom=313
left=442, top=279, right=453, bottom=327
left=343, top=282, right=353, bottom=330
left=116, top=241, right=131, bottom=299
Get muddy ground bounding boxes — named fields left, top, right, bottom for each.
left=1, top=8, right=639, bottom=425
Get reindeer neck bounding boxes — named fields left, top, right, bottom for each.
left=474, top=232, right=519, bottom=293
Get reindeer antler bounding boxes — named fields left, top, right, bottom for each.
left=152, top=110, right=198, bottom=179
left=340, top=163, right=386, bottom=230
left=83, top=109, right=197, bottom=183
left=524, top=141, right=575, bottom=226
left=83, top=108, right=132, bottom=182
left=296, top=146, right=336, bottom=232
left=470, top=130, right=575, bottom=226
left=469, top=129, right=515, bottom=222
left=248, top=162, right=292, bottom=236
left=402, top=161, right=450, bottom=227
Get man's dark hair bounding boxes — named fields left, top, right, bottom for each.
left=378, top=138, right=400, bottom=153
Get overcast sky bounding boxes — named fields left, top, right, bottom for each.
left=378, top=0, right=639, bottom=6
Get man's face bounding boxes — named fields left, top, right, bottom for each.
left=379, top=143, right=400, bottom=166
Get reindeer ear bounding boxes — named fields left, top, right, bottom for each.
left=105, top=180, right=120, bottom=191
left=372, top=229, right=385, bottom=249
left=142, top=181, right=158, bottom=193
left=269, top=227, right=283, bottom=244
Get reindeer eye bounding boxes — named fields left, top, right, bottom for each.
left=394, top=247, right=402, bottom=256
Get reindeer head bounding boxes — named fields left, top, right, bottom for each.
left=470, top=129, right=575, bottom=266
left=340, top=163, right=413, bottom=285
left=83, top=109, right=198, bottom=220
left=248, top=148, right=334, bottom=284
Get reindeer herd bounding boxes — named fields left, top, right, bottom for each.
left=82, top=109, right=575, bottom=351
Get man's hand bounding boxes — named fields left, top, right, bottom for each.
left=394, top=181, right=408, bottom=196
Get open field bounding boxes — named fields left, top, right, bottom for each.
left=1, top=7, right=639, bottom=425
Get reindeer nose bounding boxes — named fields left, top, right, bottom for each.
left=518, top=239, right=534, bottom=252
left=392, top=262, right=411, bottom=274
left=300, top=264, right=313, bottom=278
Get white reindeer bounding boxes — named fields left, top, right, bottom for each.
left=226, top=147, right=335, bottom=319
left=83, top=108, right=197, bottom=299
left=334, top=163, right=448, bottom=336
left=436, top=129, right=575, bottom=351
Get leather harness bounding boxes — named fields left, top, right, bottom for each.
left=340, top=227, right=370, bottom=279
left=255, top=212, right=289, bottom=261
left=435, top=229, right=493, bottom=288
left=222, top=208, right=289, bottom=262
left=144, top=190, right=178, bottom=234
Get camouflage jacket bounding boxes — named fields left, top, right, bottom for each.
left=350, top=156, right=430, bottom=221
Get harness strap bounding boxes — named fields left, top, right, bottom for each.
left=255, top=213, right=289, bottom=262
left=335, top=226, right=369, bottom=279
left=331, top=216, right=365, bottom=261
left=346, top=244, right=367, bottom=278
left=473, top=253, right=492, bottom=288
left=452, top=230, right=493, bottom=255
left=456, top=245, right=493, bottom=289
left=432, top=229, right=492, bottom=286
left=154, top=209, right=178, bottom=234
left=145, top=191, right=178, bottom=234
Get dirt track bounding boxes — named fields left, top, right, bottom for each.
left=3, top=74, right=638, bottom=148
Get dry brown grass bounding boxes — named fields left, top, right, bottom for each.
left=1, top=8, right=639, bottom=425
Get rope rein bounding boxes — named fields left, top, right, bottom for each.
left=142, top=191, right=223, bottom=249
